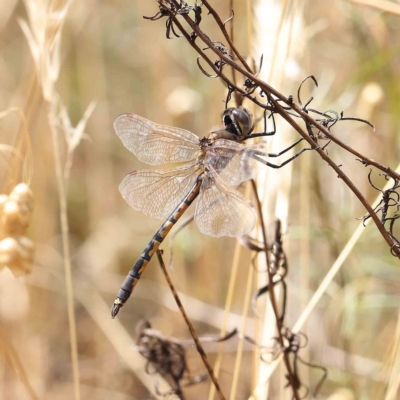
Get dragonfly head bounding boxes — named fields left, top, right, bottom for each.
left=222, top=108, right=253, bottom=139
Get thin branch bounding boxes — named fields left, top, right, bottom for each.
left=156, top=250, right=227, bottom=400
left=170, top=15, right=272, bottom=110
left=202, top=0, right=253, bottom=73
left=174, top=6, right=400, bottom=181
left=250, top=162, right=400, bottom=397
left=250, top=180, right=301, bottom=400
left=173, top=17, right=400, bottom=254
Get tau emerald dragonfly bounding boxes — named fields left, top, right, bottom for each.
left=111, top=108, right=309, bottom=318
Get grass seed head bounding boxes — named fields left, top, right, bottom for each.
left=9, top=183, right=34, bottom=212
left=0, top=184, right=34, bottom=276
left=0, top=236, right=34, bottom=276
left=2, top=199, right=29, bottom=235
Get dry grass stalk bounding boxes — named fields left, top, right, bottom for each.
left=0, top=329, right=39, bottom=400
left=207, top=241, right=242, bottom=400
left=384, top=307, right=400, bottom=400
left=251, top=161, right=400, bottom=396
left=18, top=1, right=95, bottom=399
left=229, top=257, right=255, bottom=400
left=252, top=0, right=302, bottom=398
left=0, top=108, right=33, bottom=187
left=210, top=2, right=254, bottom=399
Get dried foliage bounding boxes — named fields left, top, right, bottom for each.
left=144, top=0, right=400, bottom=259
left=1, top=0, right=400, bottom=399
left=135, top=318, right=239, bottom=399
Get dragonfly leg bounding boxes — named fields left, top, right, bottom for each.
left=244, top=109, right=277, bottom=140
left=267, top=137, right=304, bottom=158
left=253, top=143, right=318, bottom=169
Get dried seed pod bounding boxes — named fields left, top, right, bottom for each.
left=2, top=200, right=20, bottom=224
left=0, top=236, right=34, bottom=276
left=9, top=183, right=34, bottom=213
left=2, top=200, right=28, bottom=235
left=0, top=237, right=20, bottom=273
left=4, top=195, right=34, bottom=233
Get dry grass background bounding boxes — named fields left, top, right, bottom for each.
left=0, top=0, right=400, bottom=399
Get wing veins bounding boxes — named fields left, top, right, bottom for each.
left=143, top=165, right=200, bottom=200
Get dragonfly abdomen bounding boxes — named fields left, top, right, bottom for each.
left=111, top=178, right=202, bottom=318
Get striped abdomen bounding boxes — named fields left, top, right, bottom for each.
left=111, top=178, right=202, bottom=318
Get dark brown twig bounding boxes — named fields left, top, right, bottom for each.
left=156, top=250, right=227, bottom=400
left=157, top=0, right=400, bottom=256
left=250, top=180, right=301, bottom=400
left=202, top=0, right=253, bottom=73
left=163, top=0, right=400, bottom=178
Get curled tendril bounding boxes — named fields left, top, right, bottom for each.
left=196, top=57, right=222, bottom=78
left=358, top=170, right=400, bottom=247
left=223, top=9, right=234, bottom=26
left=297, top=75, right=318, bottom=107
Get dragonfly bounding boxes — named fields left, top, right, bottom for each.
left=111, top=107, right=308, bottom=318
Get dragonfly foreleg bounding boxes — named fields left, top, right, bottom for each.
left=244, top=109, right=277, bottom=140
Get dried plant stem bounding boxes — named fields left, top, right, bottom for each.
left=0, top=107, right=33, bottom=188
left=0, top=330, right=39, bottom=400
left=48, top=105, right=81, bottom=400
left=229, top=256, right=254, bottom=400
left=167, top=0, right=400, bottom=256
left=227, top=0, right=238, bottom=91
left=250, top=180, right=300, bottom=400
left=299, top=135, right=311, bottom=389
left=202, top=0, right=252, bottom=73
left=276, top=0, right=298, bottom=91
left=156, top=250, right=226, bottom=400
left=250, top=161, right=400, bottom=396
left=245, top=0, right=252, bottom=55
left=208, top=241, right=242, bottom=400
left=267, top=0, right=287, bottom=83
left=385, top=306, right=400, bottom=400
left=184, top=8, right=400, bottom=185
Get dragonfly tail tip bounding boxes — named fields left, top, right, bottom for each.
left=111, top=303, right=122, bottom=319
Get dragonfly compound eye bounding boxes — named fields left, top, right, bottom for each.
left=232, top=108, right=253, bottom=137
left=222, top=108, right=253, bottom=137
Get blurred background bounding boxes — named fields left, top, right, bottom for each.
left=0, top=0, right=400, bottom=399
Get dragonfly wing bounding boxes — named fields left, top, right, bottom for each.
left=120, top=164, right=200, bottom=220
left=194, top=171, right=257, bottom=238
left=205, top=140, right=268, bottom=187
left=114, top=113, right=200, bottom=165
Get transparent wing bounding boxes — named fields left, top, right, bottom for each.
left=114, top=113, right=200, bottom=165
left=204, top=140, right=269, bottom=187
left=194, top=170, right=257, bottom=238
left=120, top=163, right=200, bottom=220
